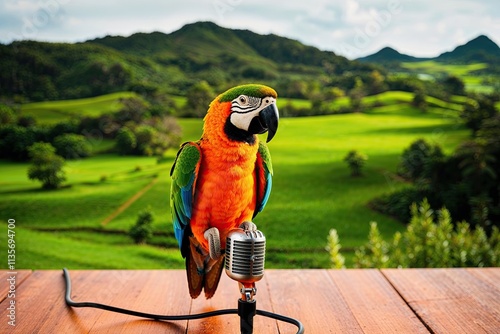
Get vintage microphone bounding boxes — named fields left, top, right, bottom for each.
left=225, top=227, right=266, bottom=334
left=62, top=224, right=304, bottom=334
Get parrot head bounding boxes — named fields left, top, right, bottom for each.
left=204, top=84, right=279, bottom=144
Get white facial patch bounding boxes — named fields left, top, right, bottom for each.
left=230, top=95, right=276, bottom=131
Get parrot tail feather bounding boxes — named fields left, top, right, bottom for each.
left=186, top=250, right=203, bottom=299
left=204, top=255, right=225, bottom=299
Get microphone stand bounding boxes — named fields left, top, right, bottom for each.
left=238, top=283, right=257, bottom=334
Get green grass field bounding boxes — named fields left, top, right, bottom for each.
left=400, top=61, right=496, bottom=93
left=21, top=91, right=143, bottom=124
left=0, top=91, right=469, bottom=270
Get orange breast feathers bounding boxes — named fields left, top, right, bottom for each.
left=189, top=100, right=260, bottom=252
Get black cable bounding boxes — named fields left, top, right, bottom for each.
left=62, top=268, right=304, bottom=333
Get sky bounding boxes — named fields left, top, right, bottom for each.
left=1, top=0, right=499, bottom=59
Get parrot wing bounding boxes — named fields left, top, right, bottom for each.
left=170, top=141, right=202, bottom=258
left=254, top=141, right=273, bottom=217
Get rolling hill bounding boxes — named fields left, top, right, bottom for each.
left=0, top=21, right=375, bottom=102
left=358, top=34, right=500, bottom=65
left=357, top=46, right=426, bottom=63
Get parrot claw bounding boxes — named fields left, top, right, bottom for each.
left=240, top=221, right=257, bottom=231
left=204, top=227, right=221, bottom=260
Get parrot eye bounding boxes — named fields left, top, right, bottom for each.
left=239, top=96, right=248, bottom=105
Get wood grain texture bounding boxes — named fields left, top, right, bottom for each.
left=0, top=268, right=498, bottom=333
left=382, top=268, right=500, bottom=334
left=0, top=270, right=32, bottom=302
left=329, top=269, right=429, bottom=333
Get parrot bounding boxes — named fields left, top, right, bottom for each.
left=170, top=84, right=279, bottom=299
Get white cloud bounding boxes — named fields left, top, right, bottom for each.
left=0, top=0, right=498, bottom=59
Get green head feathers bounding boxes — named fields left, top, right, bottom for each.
left=218, top=84, right=277, bottom=102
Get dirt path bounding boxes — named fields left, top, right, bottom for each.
left=100, top=177, right=160, bottom=226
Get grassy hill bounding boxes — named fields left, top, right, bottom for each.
left=0, top=91, right=469, bottom=269
left=0, top=21, right=376, bottom=102
left=400, top=61, right=495, bottom=93
left=21, top=91, right=142, bottom=124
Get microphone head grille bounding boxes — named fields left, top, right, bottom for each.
left=225, top=228, right=266, bottom=284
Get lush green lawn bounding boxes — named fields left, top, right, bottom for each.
left=0, top=91, right=469, bottom=269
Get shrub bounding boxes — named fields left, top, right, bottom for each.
left=347, top=199, right=500, bottom=268
left=398, top=138, right=444, bottom=181
left=325, top=229, right=345, bottom=269
left=27, top=142, right=66, bottom=189
left=343, top=150, right=368, bottom=177
left=115, top=127, right=137, bottom=155
left=129, top=207, right=154, bottom=244
left=53, top=133, right=92, bottom=159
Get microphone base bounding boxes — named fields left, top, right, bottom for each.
left=238, top=298, right=256, bottom=334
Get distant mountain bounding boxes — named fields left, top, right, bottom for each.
left=436, top=35, right=500, bottom=63
left=358, top=34, right=500, bottom=65
left=0, top=21, right=376, bottom=101
left=357, top=46, right=426, bottom=63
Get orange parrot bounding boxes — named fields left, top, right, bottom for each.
left=170, top=84, right=278, bottom=299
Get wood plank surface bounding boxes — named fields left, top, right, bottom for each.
left=382, top=268, right=500, bottom=334
left=0, top=270, right=32, bottom=303
left=0, top=268, right=498, bottom=333
left=329, top=269, right=429, bottom=333
left=266, top=269, right=429, bottom=333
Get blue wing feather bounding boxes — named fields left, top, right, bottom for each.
left=170, top=142, right=201, bottom=257
left=254, top=141, right=273, bottom=217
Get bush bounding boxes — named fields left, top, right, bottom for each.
left=27, top=142, right=66, bottom=189
left=129, top=207, right=154, bottom=244
left=115, top=127, right=137, bottom=155
left=346, top=199, right=500, bottom=268
left=398, top=138, right=444, bottom=181
left=343, top=150, right=367, bottom=177
left=53, top=133, right=92, bottom=159
left=325, top=229, right=345, bottom=269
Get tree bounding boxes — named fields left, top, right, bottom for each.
left=343, top=150, right=368, bottom=177
left=0, top=104, right=16, bottom=125
left=53, top=134, right=92, bottom=159
left=398, top=138, right=444, bottom=182
left=348, top=77, right=365, bottom=112
left=412, top=90, right=428, bottom=112
left=441, top=75, right=465, bottom=97
left=0, top=125, right=36, bottom=160
left=184, top=81, right=215, bottom=117
left=134, top=124, right=157, bottom=156
left=460, top=96, right=497, bottom=134
left=115, top=127, right=137, bottom=155
left=129, top=207, right=154, bottom=244
left=27, top=142, right=66, bottom=189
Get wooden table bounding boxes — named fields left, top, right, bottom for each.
left=1, top=268, right=499, bottom=333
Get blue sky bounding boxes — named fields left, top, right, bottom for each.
left=1, top=0, right=499, bottom=59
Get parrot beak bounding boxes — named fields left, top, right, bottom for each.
left=248, top=103, right=279, bottom=143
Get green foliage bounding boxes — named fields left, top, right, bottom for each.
left=115, top=128, right=137, bottom=155
left=343, top=150, right=368, bottom=177
left=398, top=138, right=444, bottom=181
left=27, top=142, right=66, bottom=189
left=412, top=90, right=428, bottom=111
left=348, top=77, right=366, bottom=112
left=352, top=200, right=500, bottom=268
left=0, top=104, right=16, bottom=125
left=129, top=207, right=154, bottom=244
left=460, top=94, right=497, bottom=134
left=183, top=80, right=215, bottom=117
left=53, top=134, right=92, bottom=159
left=0, top=125, right=36, bottom=160
left=325, top=229, right=345, bottom=269
left=441, top=75, right=466, bottom=96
